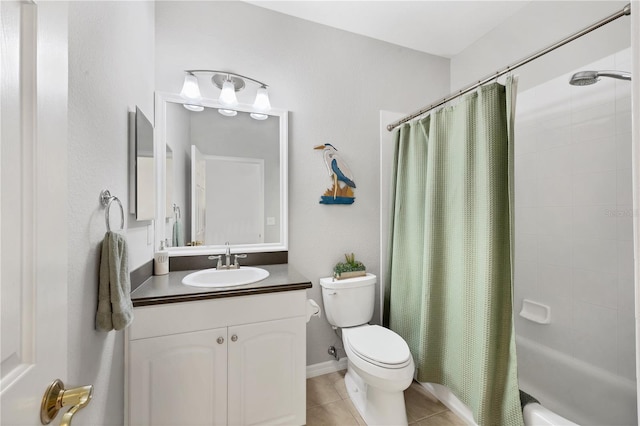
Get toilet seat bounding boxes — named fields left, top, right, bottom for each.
left=344, top=325, right=412, bottom=369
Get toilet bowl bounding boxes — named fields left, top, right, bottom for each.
left=320, top=275, right=415, bottom=425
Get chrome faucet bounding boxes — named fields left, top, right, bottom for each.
left=224, top=242, right=231, bottom=268
left=211, top=242, right=246, bottom=270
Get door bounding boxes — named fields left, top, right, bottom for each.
left=1, top=1, right=69, bottom=424
left=205, top=156, right=264, bottom=244
left=128, top=328, right=228, bottom=426
left=227, top=317, right=306, bottom=425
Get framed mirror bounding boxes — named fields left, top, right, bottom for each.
left=154, top=92, right=288, bottom=255
left=129, top=106, right=155, bottom=220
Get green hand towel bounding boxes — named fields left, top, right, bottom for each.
left=96, top=231, right=133, bottom=331
left=172, top=219, right=184, bottom=247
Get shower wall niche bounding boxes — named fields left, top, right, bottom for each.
left=514, top=47, right=635, bottom=425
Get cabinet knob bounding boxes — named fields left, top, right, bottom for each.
left=231, top=334, right=238, bottom=342
left=216, top=337, right=224, bottom=344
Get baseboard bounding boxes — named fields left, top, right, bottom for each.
left=419, top=382, right=478, bottom=426
left=306, top=358, right=348, bottom=378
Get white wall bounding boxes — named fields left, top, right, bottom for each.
left=451, top=1, right=630, bottom=93
left=155, top=1, right=450, bottom=365
left=67, top=2, right=155, bottom=424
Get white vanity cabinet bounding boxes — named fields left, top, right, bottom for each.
left=126, top=290, right=307, bottom=426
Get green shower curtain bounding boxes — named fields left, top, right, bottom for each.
left=385, top=78, right=523, bottom=425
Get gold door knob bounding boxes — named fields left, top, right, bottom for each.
left=41, top=379, right=93, bottom=426
left=231, top=334, right=238, bottom=342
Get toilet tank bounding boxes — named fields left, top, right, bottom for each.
left=320, top=274, right=376, bottom=328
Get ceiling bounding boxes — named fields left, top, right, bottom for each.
left=246, top=1, right=532, bottom=58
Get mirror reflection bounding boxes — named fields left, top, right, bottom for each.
left=158, top=96, right=287, bottom=253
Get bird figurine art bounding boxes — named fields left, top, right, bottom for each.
left=314, top=143, right=356, bottom=204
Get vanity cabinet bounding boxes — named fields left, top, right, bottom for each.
left=126, top=290, right=306, bottom=426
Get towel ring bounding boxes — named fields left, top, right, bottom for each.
left=100, top=189, right=124, bottom=232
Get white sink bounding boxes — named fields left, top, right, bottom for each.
left=182, top=267, right=270, bottom=288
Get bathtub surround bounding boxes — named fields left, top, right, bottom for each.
left=513, top=49, right=635, bottom=425
left=387, top=79, right=522, bottom=425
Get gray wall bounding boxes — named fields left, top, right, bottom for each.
left=68, top=2, right=155, bottom=424
left=165, top=102, right=192, bottom=244
left=155, top=1, right=450, bottom=365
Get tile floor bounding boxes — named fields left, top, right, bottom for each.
left=306, top=370, right=466, bottom=425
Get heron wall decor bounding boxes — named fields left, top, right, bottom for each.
left=314, top=143, right=356, bottom=205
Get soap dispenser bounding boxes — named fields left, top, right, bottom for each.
left=154, top=240, right=169, bottom=275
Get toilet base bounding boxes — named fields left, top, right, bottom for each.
left=345, top=368, right=409, bottom=426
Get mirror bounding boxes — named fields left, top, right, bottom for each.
left=129, top=106, right=155, bottom=220
left=154, top=92, right=288, bottom=255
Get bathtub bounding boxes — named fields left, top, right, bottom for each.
left=417, top=335, right=636, bottom=425
left=516, top=335, right=637, bottom=425
left=419, top=382, right=579, bottom=426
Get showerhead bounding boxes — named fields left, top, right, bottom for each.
left=569, top=70, right=631, bottom=86
left=569, top=71, right=600, bottom=86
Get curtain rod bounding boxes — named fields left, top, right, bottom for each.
left=387, top=3, right=631, bottom=132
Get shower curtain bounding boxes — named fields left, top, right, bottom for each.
left=385, top=77, right=523, bottom=425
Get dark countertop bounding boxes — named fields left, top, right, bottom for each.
left=131, top=263, right=312, bottom=307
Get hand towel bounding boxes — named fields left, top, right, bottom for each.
left=172, top=219, right=184, bottom=247
left=96, top=231, right=134, bottom=331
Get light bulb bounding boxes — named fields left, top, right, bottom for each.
left=184, top=104, right=204, bottom=112
left=219, top=79, right=238, bottom=107
left=252, top=86, right=271, bottom=112
left=180, top=74, right=201, bottom=101
left=218, top=109, right=237, bottom=117
left=250, top=113, right=268, bottom=120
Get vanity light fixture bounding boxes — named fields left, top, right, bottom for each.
left=179, top=70, right=271, bottom=120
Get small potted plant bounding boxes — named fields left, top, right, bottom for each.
left=333, top=253, right=366, bottom=280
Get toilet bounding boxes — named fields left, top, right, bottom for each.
left=320, top=274, right=415, bottom=426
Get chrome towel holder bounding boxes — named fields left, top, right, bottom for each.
left=100, top=189, right=124, bottom=232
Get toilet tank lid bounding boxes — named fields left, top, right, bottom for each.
left=319, top=273, right=377, bottom=289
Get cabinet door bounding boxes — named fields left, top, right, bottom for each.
left=129, top=328, right=228, bottom=426
left=228, top=317, right=306, bottom=425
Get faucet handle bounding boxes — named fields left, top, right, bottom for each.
left=233, top=254, right=247, bottom=267
left=208, top=255, right=222, bottom=269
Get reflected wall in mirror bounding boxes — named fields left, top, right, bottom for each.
left=155, top=92, right=288, bottom=255
left=166, top=145, right=173, bottom=220
left=129, top=106, right=155, bottom=220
